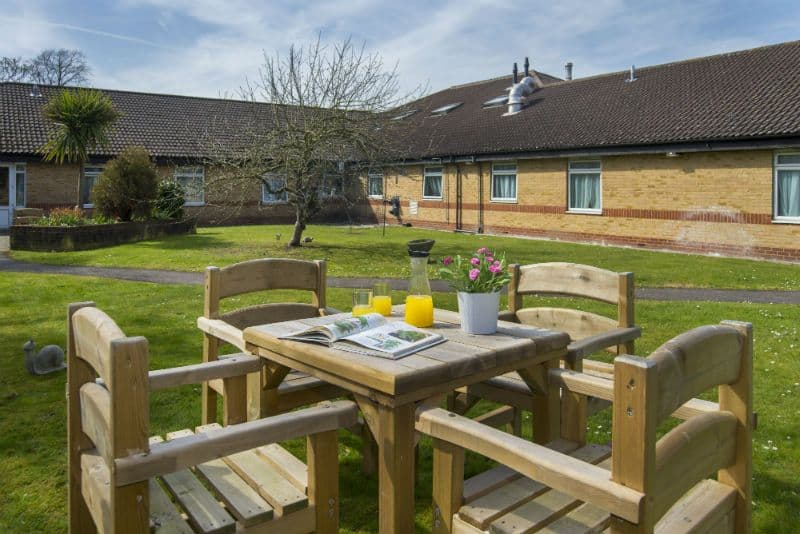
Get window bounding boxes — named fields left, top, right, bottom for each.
left=262, top=174, right=288, bottom=204
left=491, top=163, right=517, bottom=202
left=368, top=172, right=383, bottom=198
left=318, top=174, right=341, bottom=199
left=391, top=110, right=417, bottom=121
left=82, top=165, right=104, bottom=207
left=568, top=160, right=602, bottom=213
left=423, top=166, right=443, bottom=199
left=430, top=103, right=462, bottom=116
left=775, top=153, right=800, bottom=221
left=174, top=166, right=205, bottom=205
left=483, top=95, right=508, bottom=108
left=15, top=164, right=26, bottom=206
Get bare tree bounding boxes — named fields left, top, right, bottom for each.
left=28, top=49, right=91, bottom=86
left=0, top=49, right=90, bottom=86
left=206, top=36, right=421, bottom=246
left=0, top=57, right=30, bottom=82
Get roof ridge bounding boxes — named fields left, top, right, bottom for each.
left=0, top=81, right=258, bottom=105
left=545, top=39, right=800, bottom=87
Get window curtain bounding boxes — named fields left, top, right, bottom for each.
left=493, top=175, right=516, bottom=199
left=369, top=175, right=383, bottom=196
left=777, top=169, right=800, bottom=217
left=570, top=173, right=599, bottom=210
left=424, top=176, right=442, bottom=197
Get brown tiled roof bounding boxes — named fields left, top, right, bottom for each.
left=395, top=40, right=800, bottom=159
left=0, top=84, right=275, bottom=159
left=2, top=40, right=800, bottom=161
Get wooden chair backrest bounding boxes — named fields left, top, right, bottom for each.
left=67, top=302, right=150, bottom=532
left=507, top=262, right=634, bottom=340
left=611, top=321, right=752, bottom=532
left=204, top=258, right=327, bottom=327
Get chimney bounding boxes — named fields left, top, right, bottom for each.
left=627, top=64, right=637, bottom=82
left=512, top=62, right=518, bottom=83
left=29, top=83, right=42, bottom=98
left=524, top=57, right=530, bottom=77
left=564, top=62, right=573, bottom=81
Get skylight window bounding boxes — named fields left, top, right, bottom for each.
left=391, top=109, right=418, bottom=120
left=430, top=102, right=463, bottom=116
left=482, top=95, right=508, bottom=108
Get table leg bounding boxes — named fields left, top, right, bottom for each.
left=518, top=359, right=561, bottom=444
left=378, top=402, right=416, bottom=533
left=248, top=359, right=290, bottom=420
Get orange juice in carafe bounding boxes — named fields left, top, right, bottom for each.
left=405, top=251, right=434, bottom=327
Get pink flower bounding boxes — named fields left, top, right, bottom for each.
left=489, top=263, right=502, bottom=274
left=470, top=257, right=480, bottom=266
left=477, top=247, right=490, bottom=255
left=469, top=268, right=480, bottom=281
left=442, top=256, right=453, bottom=266
left=486, top=256, right=494, bottom=263
left=492, top=260, right=501, bottom=268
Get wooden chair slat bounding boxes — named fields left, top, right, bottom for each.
left=149, top=479, right=194, bottom=533
left=654, top=479, right=737, bottom=534
left=223, top=450, right=308, bottom=516
left=217, top=259, right=322, bottom=299
left=514, top=308, right=618, bottom=342
left=255, top=444, right=309, bottom=494
left=538, top=502, right=610, bottom=534
left=79, top=383, right=112, bottom=466
left=516, top=263, right=624, bottom=304
left=160, top=469, right=236, bottom=534
left=80, top=450, right=112, bottom=532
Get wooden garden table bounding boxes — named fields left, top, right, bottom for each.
left=243, top=307, right=569, bottom=533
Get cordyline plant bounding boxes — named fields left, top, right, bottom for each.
left=438, top=248, right=512, bottom=293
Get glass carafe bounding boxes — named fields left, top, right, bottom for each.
left=405, top=253, right=434, bottom=327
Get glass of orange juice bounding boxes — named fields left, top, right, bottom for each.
left=352, top=289, right=374, bottom=316
left=372, top=282, right=392, bottom=316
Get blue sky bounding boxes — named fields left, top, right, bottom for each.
left=2, top=0, right=799, bottom=99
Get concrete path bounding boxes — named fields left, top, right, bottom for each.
left=2, top=253, right=799, bottom=303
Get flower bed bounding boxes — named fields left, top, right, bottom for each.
left=10, top=219, right=195, bottom=251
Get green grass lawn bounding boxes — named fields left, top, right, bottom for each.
left=0, top=272, right=798, bottom=532
left=11, top=224, right=800, bottom=290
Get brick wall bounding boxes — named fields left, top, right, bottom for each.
left=363, top=150, right=800, bottom=262
left=23, top=161, right=354, bottom=225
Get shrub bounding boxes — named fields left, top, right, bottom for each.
left=33, top=207, right=116, bottom=227
left=92, top=146, right=158, bottom=221
left=152, top=181, right=185, bottom=220
left=35, top=207, right=87, bottom=226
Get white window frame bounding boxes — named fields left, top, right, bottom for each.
left=368, top=172, right=383, bottom=198
left=423, top=166, right=444, bottom=200
left=262, top=174, right=288, bottom=204
left=490, top=162, right=517, bottom=203
left=567, top=160, right=602, bottom=214
left=174, top=166, right=205, bottom=206
left=82, top=165, right=104, bottom=208
left=15, top=163, right=26, bottom=207
left=774, top=152, right=800, bottom=223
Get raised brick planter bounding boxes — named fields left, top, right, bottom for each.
left=10, top=220, right=196, bottom=251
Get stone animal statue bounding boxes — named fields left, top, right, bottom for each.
left=23, top=339, right=67, bottom=375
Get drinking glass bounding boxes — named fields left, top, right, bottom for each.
left=372, top=282, right=392, bottom=316
left=352, top=288, right=374, bottom=316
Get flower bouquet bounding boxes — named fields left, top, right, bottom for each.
left=439, top=247, right=512, bottom=334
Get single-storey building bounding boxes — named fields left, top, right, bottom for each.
left=2, top=40, right=800, bottom=260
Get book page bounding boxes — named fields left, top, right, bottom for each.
left=324, top=313, right=386, bottom=340
left=343, top=322, right=444, bottom=357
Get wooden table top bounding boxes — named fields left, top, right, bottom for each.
left=243, top=307, right=569, bottom=406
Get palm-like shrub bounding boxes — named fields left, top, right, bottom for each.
left=92, top=147, right=158, bottom=221
left=39, top=88, right=120, bottom=164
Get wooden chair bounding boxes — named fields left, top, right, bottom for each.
left=418, top=321, right=753, bottom=533
left=197, top=258, right=345, bottom=424
left=67, top=301, right=357, bottom=533
left=455, top=262, right=641, bottom=441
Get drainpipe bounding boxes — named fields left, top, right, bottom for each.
left=478, top=162, right=485, bottom=233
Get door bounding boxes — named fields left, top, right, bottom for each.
left=0, top=166, right=10, bottom=228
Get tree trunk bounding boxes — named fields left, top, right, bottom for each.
left=289, top=209, right=306, bottom=247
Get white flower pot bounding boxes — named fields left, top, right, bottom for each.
left=457, top=291, right=501, bottom=334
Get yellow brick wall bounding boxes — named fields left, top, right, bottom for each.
left=364, top=150, right=800, bottom=260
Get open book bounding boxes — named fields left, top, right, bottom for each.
left=279, top=313, right=445, bottom=359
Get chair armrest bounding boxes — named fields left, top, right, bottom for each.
left=197, top=317, right=246, bottom=351
left=566, top=326, right=641, bottom=362
left=115, top=400, right=358, bottom=486
left=415, top=406, right=643, bottom=523
left=149, top=354, right=263, bottom=391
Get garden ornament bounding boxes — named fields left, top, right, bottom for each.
left=23, top=339, right=67, bottom=375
